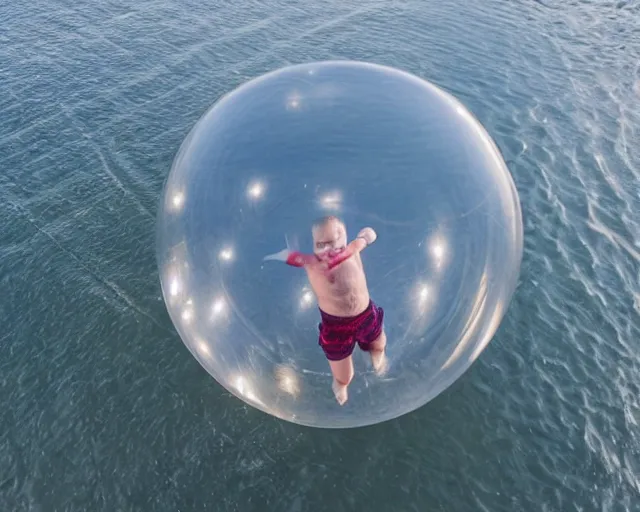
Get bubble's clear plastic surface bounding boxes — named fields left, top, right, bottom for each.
left=157, top=61, right=523, bottom=428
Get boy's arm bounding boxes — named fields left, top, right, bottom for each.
left=349, top=227, right=377, bottom=254
left=263, top=248, right=318, bottom=268
left=326, top=227, right=377, bottom=269
left=263, top=227, right=377, bottom=270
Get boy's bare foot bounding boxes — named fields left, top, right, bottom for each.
left=371, top=350, right=388, bottom=376
left=332, top=379, right=348, bottom=405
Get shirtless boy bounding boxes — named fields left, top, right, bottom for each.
left=264, top=216, right=387, bottom=405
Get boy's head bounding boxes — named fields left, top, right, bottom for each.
left=312, top=216, right=347, bottom=256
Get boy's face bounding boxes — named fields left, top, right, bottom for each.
left=313, top=219, right=347, bottom=258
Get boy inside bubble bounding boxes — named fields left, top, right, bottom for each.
left=264, top=216, right=387, bottom=405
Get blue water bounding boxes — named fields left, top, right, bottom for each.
left=1, top=0, right=639, bottom=510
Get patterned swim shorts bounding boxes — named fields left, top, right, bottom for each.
left=318, top=300, right=384, bottom=361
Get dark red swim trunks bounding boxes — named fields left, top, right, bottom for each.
left=318, top=300, right=384, bottom=361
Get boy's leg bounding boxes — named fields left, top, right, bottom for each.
left=368, top=330, right=388, bottom=375
left=328, top=356, right=354, bottom=406
left=329, top=356, right=354, bottom=385
left=318, top=312, right=357, bottom=405
left=360, top=302, right=386, bottom=375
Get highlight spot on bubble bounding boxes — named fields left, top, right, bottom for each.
left=219, top=247, right=234, bottom=262
left=247, top=181, right=265, bottom=200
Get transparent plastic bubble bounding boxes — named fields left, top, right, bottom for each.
left=156, top=61, right=523, bottom=428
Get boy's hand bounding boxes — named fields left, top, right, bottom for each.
left=263, top=248, right=292, bottom=262
left=357, top=227, right=377, bottom=246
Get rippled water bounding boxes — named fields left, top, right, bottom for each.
left=1, top=0, right=639, bottom=510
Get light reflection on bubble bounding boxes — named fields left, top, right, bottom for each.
left=298, top=287, right=315, bottom=310
left=212, top=297, right=226, bottom=317
left=426, top=234, right=448, bottom=270
left=210, top=296, right=229, bottom=324
left=233, top=375, right=263, bottom=405
left=194, top=337, right=212, bottom=359
left=275, top=365, right=301, bottom=398
left=166, top=187, right=186, bottom=213
left=412, top=281, right=435, bottom=321
left=165, top=244, right=189, bottom=305
left=470, top=299, right=505, bottom=363
left=181, top=298, right=195, bottom=324
left=171, top=191, right=185, bottom=211
left=164, top=264, right=185, bottom=307
left=247, top=180, right=265, bottom=200
left=441, top=272, right=489, bottom=370
left=169, top=275, right=180, bottom=297
left=286, top=91, right=302, bottom=110
left=219, top=247, right=234, bottom=262
left=402, top=279, right=441, bottom=340
left=318, top=190, right=342, bottom=211
left=432, top=243, right=444, bottom=260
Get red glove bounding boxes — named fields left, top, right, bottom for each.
left=263, top=249, right=317, bottom=267
left=325, top=247, right=355, bottom=269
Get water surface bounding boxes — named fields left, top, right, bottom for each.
left=1, top=0, right=639, bottom=510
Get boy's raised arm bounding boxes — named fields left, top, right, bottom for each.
left=325, top=227, right=377, bottom=269
left=263, top=227, right=377, bottom=271
left=263, top=248, right=317, bottom=268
